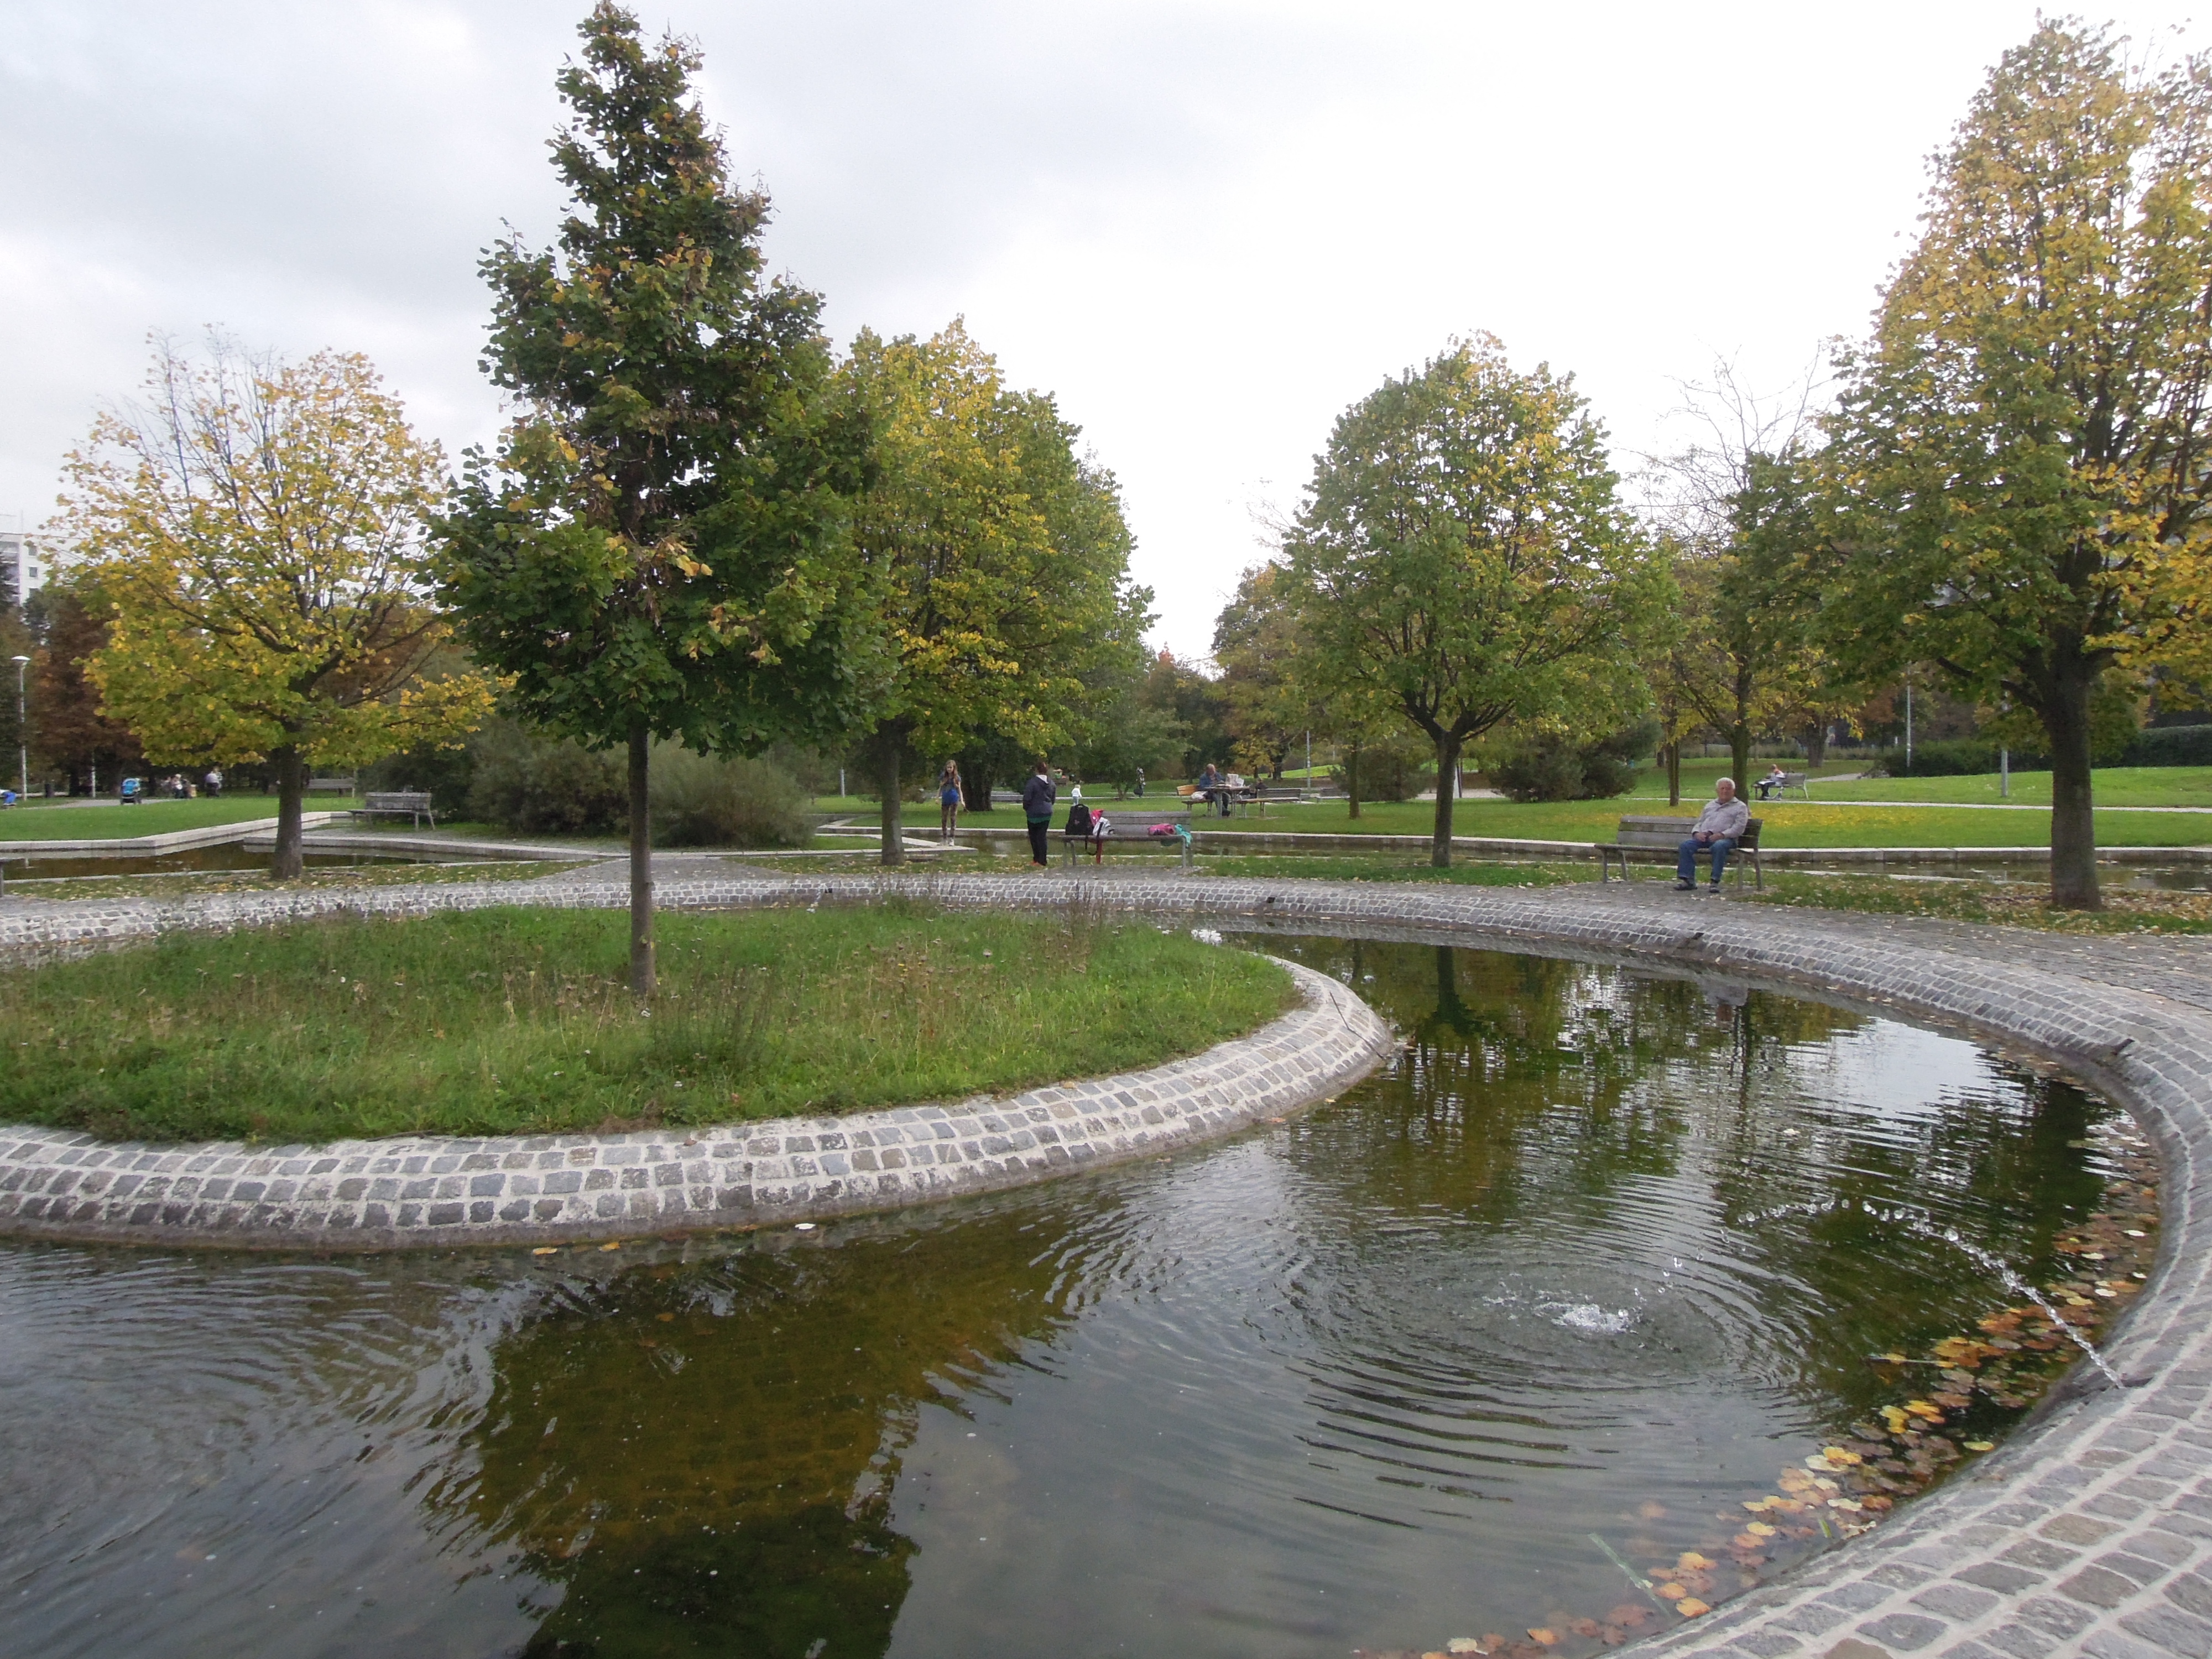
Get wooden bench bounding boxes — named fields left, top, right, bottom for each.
left=351, top=790, right=436, bottom=828
left=1752, top=770, right=1811, bottom=801
left=1062, top=812, right=1196, bottom=869
left=1597, top=815, right=1764, bottom=888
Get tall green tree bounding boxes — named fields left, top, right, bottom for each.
left=61, top=339, right=495, bottom=877
left=1214, top=562, right=1322, bottom=780
left=1819, top=20, right=2212, bottom=908
left=436, top=3, right=879, bottom=990
left=1285, top=335, right=1664, bottom=865
left=1645, top=363, right=1837, bottom=789
left=841, top=322, right=1147, bottom=864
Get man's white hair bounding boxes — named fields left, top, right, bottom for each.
left=1717, top=777, right=1736, bottom=790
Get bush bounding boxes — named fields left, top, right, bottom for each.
left=2121, top=723, right=2212, bottom=767
left=1333, top=733, right=1431, bottom=802
left=1869, top=737, right=2011, bottom=778
left=1489, top=721, right=1657, bottom=802
left=466, top=720, right=629, bottom=834
left=649, top=748, right=815, bottom=848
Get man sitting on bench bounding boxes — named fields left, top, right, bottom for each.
left=1676, top=778, right=1749, bottom=893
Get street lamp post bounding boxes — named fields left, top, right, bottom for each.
left=10, top=655, right=26, bottom=800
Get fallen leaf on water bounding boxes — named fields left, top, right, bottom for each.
left=1526, top=1630, right=1558, bottom=1647
left=656, top=1312, right=675, bottom=1323
left=1676, top=1552, right=1714, bottom=1571
left=1964, top=1440, right=1995, bottom=1452
left=599, top=1241, right=620, bottom=1252
left=1446, top=1642, right=1485, bottom=1656
left=531, top=1246, right=559, bottom=1256
left=1820, top=1446, right=1863, bottom=1467
left=1606, top=1605, right=1649, bottom=1628
left=1655, top=1583, right=1687, bottom=1600
left=1675, top=1598, right=1710, bottom=1618
left=1880, top=1405, right=1911, bottom=1434
left=1636, top=1501, right=1667, bottom=1520
left=1568, top=1619, right=1601, bottom=1638
left=1741, top=1497, right=1772, bottom=1511
left=1828, top=1498, right=1863, bottom=1511
left=1747, top=1521, right=1776, bottom=1537
left=1731, top=1532, right=1764, bottom=1551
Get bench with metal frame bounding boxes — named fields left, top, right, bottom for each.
left=1596, top=814, right=1764, bottom=888
left=1752, top=770, right=1812, bottom=801
left=1062, top=812, right=1196, bottom=869
left=351, top=790, right=437, bottom=828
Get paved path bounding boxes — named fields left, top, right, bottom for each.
left=0, top=867, right=2206, bottom=1657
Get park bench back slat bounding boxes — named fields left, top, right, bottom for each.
left=1597, top=814, right=1763, bottom=888
left=353, top=790, right=437, bottom=829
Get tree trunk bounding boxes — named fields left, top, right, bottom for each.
left=1802, top=723, right=1829, bottom=769
left=1346, top=741, right=1361, bottom=821
left=628, top=719, right=655, bottom=997
left=1729, top=727, right=1752, bottom=796
left=1428, top=732, right=1462, bottom=868
left=2043, top=674, right=2102, bottom=910
left=271, top=744, right=305, bottom=880
left=877, top=736, right=905, bottom=868
left=1665, top=741, right=1682, bottom=807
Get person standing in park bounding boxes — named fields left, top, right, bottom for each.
left=1021, top=759, right=1056, bottom=868
left=937, top=760, right=962, bottom=841
left=1675, top=778, right=1749, bottom=892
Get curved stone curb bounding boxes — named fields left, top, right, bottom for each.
left=1, top=871, right=2211, bottom=1657
left=0, top=957, right=1392, bottom=1251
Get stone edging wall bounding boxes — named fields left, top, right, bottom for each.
left=0, top=872, right=2208, bottom=1657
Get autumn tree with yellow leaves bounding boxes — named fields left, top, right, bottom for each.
left=58, top=338, right=494, bottom=879
left=1820, top=21, right=2212, bottom=909
left=841, top=322, right=1149, bottom=865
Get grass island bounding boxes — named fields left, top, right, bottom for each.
left=0, top=903, right=1296, bottom=1145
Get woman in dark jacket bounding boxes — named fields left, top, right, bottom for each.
left=1020, top=761, right=1056, bottom=868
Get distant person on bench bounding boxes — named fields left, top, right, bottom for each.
left=1675, top=778, right=1749, bottom=893
left=1755, top=764, right=1788, bottom=801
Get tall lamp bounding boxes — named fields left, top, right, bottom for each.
left=11, top=655, right=27, bottom=800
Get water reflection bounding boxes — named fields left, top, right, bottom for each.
left=0, top=940, right=2138, bottom=1659
left=448, top=1224, right=1077, bottom=1658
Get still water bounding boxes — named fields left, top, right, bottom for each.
left=0, top=938, right=2140, bottom=1658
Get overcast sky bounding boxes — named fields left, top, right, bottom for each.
left=2, top=2, right=2204, bottom=659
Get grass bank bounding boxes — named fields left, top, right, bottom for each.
left=0, top=798, right=298, bottom=840
left=0, top=904, right=1295, bottom=1144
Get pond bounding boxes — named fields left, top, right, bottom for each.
left=0, top=936, right=2157, bottom=1659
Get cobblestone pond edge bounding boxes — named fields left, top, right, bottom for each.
left=0, top=871, right=2208, bottom=1658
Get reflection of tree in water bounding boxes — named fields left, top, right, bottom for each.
left=1264, top=938, right=1848, bottom=1217
left=1261, top=933, right=2124, bottom=1416
left=437, top=1214, right=1077, bottom=1658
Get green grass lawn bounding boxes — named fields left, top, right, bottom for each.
left=0, top=796, right=300, bottom=841
left=1800, top=765, right=2212, bottom=808
left=0, top=903, right=1295, bottom=1144
left=831, top=792, right=2212, bottom=848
